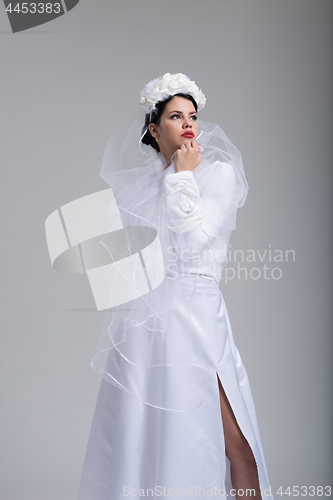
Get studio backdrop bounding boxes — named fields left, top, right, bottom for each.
left=0, top=1, right=332, bottom=500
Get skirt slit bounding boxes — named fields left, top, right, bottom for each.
left=216, top=370, right=263, bottom=497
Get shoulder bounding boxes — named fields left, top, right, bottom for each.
left=195, top=161, right=236, bottom=192
left=209, top=161, right=235, bottom=180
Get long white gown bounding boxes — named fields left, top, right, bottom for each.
left=76, top=127, right=274, bottom=500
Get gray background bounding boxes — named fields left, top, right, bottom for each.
left=1, top=1, right=332, bottom=499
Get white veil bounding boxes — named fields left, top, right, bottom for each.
left=91, top=111, right=248, bottom=412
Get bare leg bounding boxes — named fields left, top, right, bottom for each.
left=217, top=374, right=262, bottom=500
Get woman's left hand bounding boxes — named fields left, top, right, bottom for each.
left=174, top=139, right=202, bottom=173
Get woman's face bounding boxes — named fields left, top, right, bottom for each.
left=149, top=96, right=199, bottom=163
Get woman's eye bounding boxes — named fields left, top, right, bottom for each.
left=170, top=114, right=197, bottom=120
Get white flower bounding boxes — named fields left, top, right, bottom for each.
left=157, top=80, right=168, bottom=91
left=139, top=73, right=206, bottom=113
left=169, top=80, right=183, bottom=93
left=177, top=73, right=187, bottom=83
left=163, top=72, right=172, bottom=83
left=188, top=82, right=198, bottom=93
left=163, top=172, right=205, bottom=235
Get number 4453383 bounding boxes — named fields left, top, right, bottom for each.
left=277, top=486, right=331, bottom=496
left=5, top=3, right=61, bottom=14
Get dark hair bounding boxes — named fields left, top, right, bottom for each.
left=141, top=93, right=198, bottom=152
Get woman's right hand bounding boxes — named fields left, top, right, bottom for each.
left=174, top=139, right=202, bottom=173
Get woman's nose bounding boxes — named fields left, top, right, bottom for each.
left=183, top=118, right=192, bottom=128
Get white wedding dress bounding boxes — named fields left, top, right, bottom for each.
left=76, top=121, right=274, bottom=500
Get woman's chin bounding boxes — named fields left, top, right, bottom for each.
left=180, top=136, right=196, bottom=143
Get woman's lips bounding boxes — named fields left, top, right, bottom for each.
left=182, top=132, right=194, bottom=138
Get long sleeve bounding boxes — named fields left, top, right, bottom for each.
left=162, top=161, right=237, bottom=259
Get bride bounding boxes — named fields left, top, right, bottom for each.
left=76, top=73, right=274, bottom=500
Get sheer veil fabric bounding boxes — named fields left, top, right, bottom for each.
left=77, top=112, right=274, bottom=499
left=91, top=114, right=248, bottom=412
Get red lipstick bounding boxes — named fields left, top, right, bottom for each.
left=181, top=131, right=194, bottom=138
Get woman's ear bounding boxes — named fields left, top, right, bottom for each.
left=149, top=123, right=159, bottom=140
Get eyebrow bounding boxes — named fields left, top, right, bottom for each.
left=168, top=110, right=197, bottom=115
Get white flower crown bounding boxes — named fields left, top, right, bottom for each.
left=139, top=72, right=206, bottom=114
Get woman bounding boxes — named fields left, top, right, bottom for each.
left=77, top=73, right=273, bottom=500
